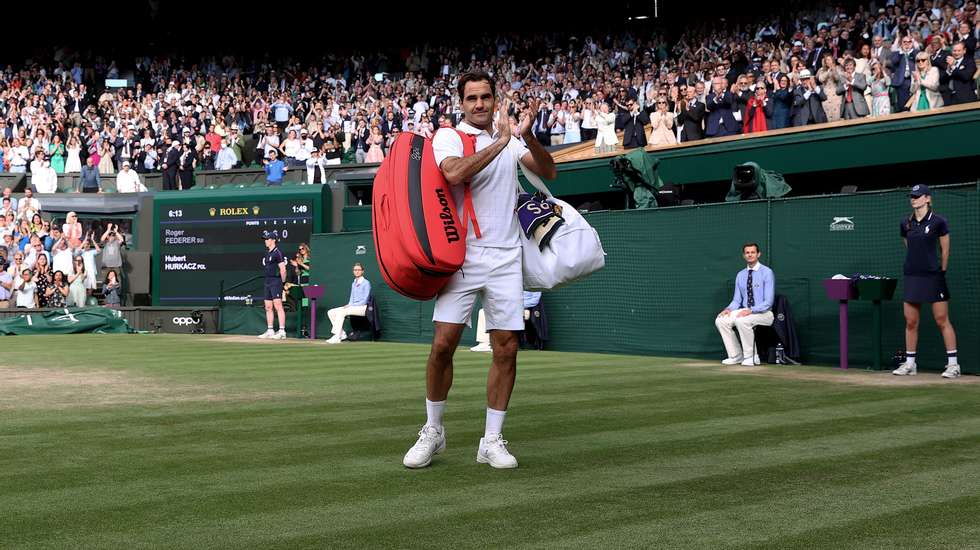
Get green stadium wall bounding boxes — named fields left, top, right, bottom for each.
left=308, top=183, right=979, bottom=373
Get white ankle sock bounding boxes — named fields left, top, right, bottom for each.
left=425, top=399, right=445, bottom=429
left=485, top=407, right=506, bottom=438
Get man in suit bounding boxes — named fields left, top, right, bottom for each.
left=805, top=39, right=826, bottom=73
left=930, top=36, right=954, bottom=105
left=67, top=89, right=86, bottom=126
left=532, top=103, right=553, bottom=147
left=616, top=99, right=649, bottom=149
left=162, top=140, right=181, bottom=191
left=791, top=70, right=828, bottom=126
left=890, top=36, right=919, bottom=112
left=704, top=77, right=738, bottom=138
left=946, top=42, right=979, bottom=105
left=955, top=22, right=978, bottom=58
left=838, top=59, right=870, bottom=119
left=871, top=35, right=889, bottom=64
left=114, top=128, right=137, bottom=170
left=676, top=87, right=705, bottom=142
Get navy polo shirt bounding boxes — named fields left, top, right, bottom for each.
left=900, top=211, right=948, bottom=275
left=262, top=247, right=285, bottom=279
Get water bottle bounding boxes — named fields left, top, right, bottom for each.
left=775, top=343, right=785, bottom=364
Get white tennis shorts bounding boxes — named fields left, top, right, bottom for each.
left=433, top=245, right=524, bottom=331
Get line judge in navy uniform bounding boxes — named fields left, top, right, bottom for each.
left=893, top=184, right=961, bottom=379
left=715, top=243, right=775, bottom=366
left=258, top=230, right=288, bottom=340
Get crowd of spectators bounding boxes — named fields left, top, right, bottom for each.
left=0, top=187, right=125, bottom=308
left=0, top=0, right=975, bottom=193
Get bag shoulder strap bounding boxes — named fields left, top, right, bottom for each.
left=452, top=129, right=482, bottom=239
left=518, top=155, right=553, bottom=198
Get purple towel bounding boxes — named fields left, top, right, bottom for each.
left=516, top=193, right=565, bottom=251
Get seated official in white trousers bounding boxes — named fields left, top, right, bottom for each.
left=325, top=263, right=371, bottom=344
left=715, top=243, right=775, bottom=366
left=471, top=291, right=541, bottom=352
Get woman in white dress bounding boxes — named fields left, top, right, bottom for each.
left=65, top=137, right=82, bottom=173
left=80, top=235, right=101, bottom=293
left=67, top=256, right=88, bottom=307
left=562, top=106, right=582, bottom=144
left=593, top=102, right=618, bottom=153
left=98, top=139, right=115, bottom=175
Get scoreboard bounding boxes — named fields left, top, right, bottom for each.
left=152, top=187, right=328, bottom=305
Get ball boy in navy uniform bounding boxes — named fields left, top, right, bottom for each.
left=258, top=230, right=288, bottom=340
left=893, top=184, right=961, bottom=378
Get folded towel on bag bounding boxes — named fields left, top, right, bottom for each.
left=516, top=192, right=565, bottom=251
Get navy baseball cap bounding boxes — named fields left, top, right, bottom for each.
left=261, top=230, right=277, bottom=240
left=909, top=184, right=931, bottom=198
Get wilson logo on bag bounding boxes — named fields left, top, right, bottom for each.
left=372, top=130, right=478, bottom=300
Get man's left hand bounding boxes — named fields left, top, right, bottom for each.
left=736, top=309, right=752, bottom=318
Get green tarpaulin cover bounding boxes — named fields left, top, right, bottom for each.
left=0, top=307, right=135, bottom=335
left=725, top=162, right=792, bottom=202
left=614, top=149, right=665, bottom=209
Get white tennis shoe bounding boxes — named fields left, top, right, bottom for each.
left=275, top=329, right=287, bottom=340
left=470, top=343, right=492, bottom=353
left=477, top=433, right=518, bottom=469
left=942, top=364, right=961, bottom=379
left=892, top=361, right=917, bottom=376
left=257, top=329, right=275, bottom=339
left=403, top=425, right=446, bottom=468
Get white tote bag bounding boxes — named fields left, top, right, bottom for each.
left=518, top=160, right=606, bottom=291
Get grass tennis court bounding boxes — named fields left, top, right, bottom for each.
left=3, top=335, right=979, bottom=549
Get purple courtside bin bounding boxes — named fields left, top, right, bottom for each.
left=822, top=278, right=858, bottom=369
left=303, top=285, right=325, bottom=339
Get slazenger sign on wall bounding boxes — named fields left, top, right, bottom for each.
left=830, top=217, right=855, bottom=231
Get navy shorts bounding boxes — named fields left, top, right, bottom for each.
left=264, top=279, right=284, bottom=301
left=903, top=273, right=949, bottom=303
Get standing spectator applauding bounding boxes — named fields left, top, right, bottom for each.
left=676, top=86, right=706, bottom=141
left=263, top=149, right=287, bottom=186
left=791, top=70, right=828, bottom=126
left=743, top=86, right=772, bottom=133
left=80, top=157, right=101, bottom=193
left=116, top=161, right=145, bottom=193
left=869, top=62, right=892, bottom=117
left=817, top=54, right=844, bottom=122
left=705, top=77, right=738, bottom=137
left=67, top=256, right=86, bottom=307
left=102, top=270, right=121, bottom=308
left=648, top=99, right=676, bottom=146
left=594, top=102, right=618, bottom=152
left=65, top=137, right=82, bottom=174
left=910, top=53, right=943, bottom=111
left=616, top=99, right=649, bottom=149
left=945, top=42, right=978, bottom=105
left=48, top=135, right=66, bottom=174
left=839, top=58, right=870, bottom=119
left=891, top=36, right=919, bottom=112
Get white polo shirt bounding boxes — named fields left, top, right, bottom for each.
left=431, top=121, right=529, bottom=248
